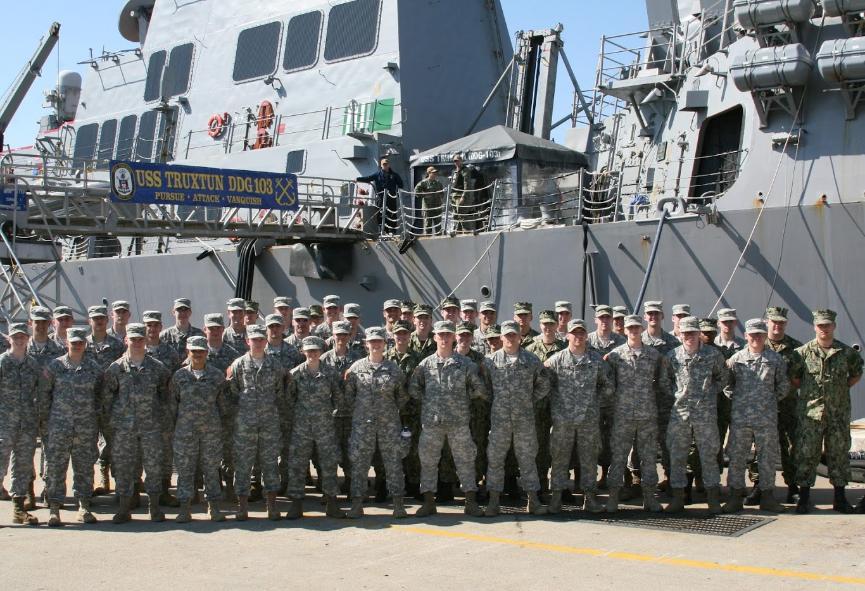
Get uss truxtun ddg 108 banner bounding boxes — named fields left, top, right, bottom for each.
left=109, top=160, right=299, bottom=211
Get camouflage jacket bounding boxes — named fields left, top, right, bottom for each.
left=85, top=334, right=126, bottom=372
left=26, top=338, right=65, bottom=368
left=345, top=357, right=407, bottom=427
left=223, top=326, right=249, bottom=354
left=40, top=355, right=103, bottom=432
left=288, top=361, right=342, bottom=425
left=325, top=330, right=367, bottom=357
left=409, top=332, right=436, bottom=360
left=169, top=364, right=228, bottom=434
left=102, top=355, right=172, bottom=432
left=519, top=329, right=540, bottom=349
left=409, top=352, right=487, bottom=427
left=791, top=339, right=864, bottom=422
left=266, top=341, right=305, bottom=371
left=663, top=345, right=729, bottom=423
left=227, top=353, right=290, bottom=428
left=472, top=327, right=492, bottom=355
left=321, top=347, right=364, bottom=417
left=642, top=330, right=679, bottom=356
left=525, top=336, right=567, bottom=363
left=180, top=343, right=239, bottom=374
left=414, top=178, right=445, bottom=207
left=0, top=352, right=43, bottom=431
left=385, top=347, right=422, bottom=417
left=482, top=349, right=550, bottom=426
left=284, top=332, right=308, bottom=349
left=587, top=331, right=626, bottom=356
left=714, top=335, right=746, bottom=360
left=146, top=342, right=182, bottom=373
left=726, top=348, right=789, bottom=426
left=768, top=334, right=804, bottom=380
left=605, top=343, right=667, bottom=422
left=159, top=325, right=205, bottom=356
left=545, top=348, right=613, bottom=424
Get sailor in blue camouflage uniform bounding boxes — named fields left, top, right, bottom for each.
left=409, top=320, right=488, bottom=517
left=223, top=298, right=249, bottom=354
left=722, top=319, right=789, bottom=513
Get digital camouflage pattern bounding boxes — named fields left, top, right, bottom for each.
left=0, top=352, right=42, bottom=497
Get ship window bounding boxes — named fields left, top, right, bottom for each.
left=283, top=11, right=322, bottom=72
left=324, top=0, right=381, bottom=62
left=690, top=106, right=744, bottom=201
left=163, top=43, right=194, bottom=97
left=144, top=50, right=167, bottom=102
left=72, top=123, right=99, bottom=168
left=286, top=150, right=306, bottom=174
left=233, top=22, right=282, bottom=82
left=136, top=111, right=158, bottom=161
left=116, top=115, right=137, bottom=160
left=96, top=119, right=117, bottom=165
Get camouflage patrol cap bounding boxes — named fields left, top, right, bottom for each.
left=53, top=306, right=73, bottom=319
left=567, top=319, right=587, bottom=333
left=273, top=296, right=293, bottom=308
left=433, top=320, right=456, bottom=334
left=323, top=294, right=341, bottom=308
left=332, top=320, right=351, bottom=335
left=624, top=314, right=643, bottom=328
left=204, top=313, right=225, bottom=327
left=264, top=314, right=284, bottom=327
left=699, top=318, right=718, bottom=333
left=309, top=305, right=324, bottom=317
left=88, top=305, right=108, bottom=318
left=678, top=316, right=700, bottom=333
left=29, top=306, right=51, bottom=321
left=594, top=305, right=613, bottom=318
left=383, top=298, right=402, bottom=310
left=392, top=320, right=413, bottom=333
left=66, top=327, right=88, bottom=343
left=440, top=296, right=460, bottom=310
left=485, top=324, right=502, bottom=338
left=364, top=326, right=387, bottom=341
left=455, top=321, right=476, bottom=335
left=226, top=298, right=245, bottom=310
left=813, top=309, right=837, bottom=324
left=612, top=306, right=628, bottom=319
left=414, top=303, right=433, bottom=317
left=555, top=301, right=572, bottom=313
left=479, top=301, right=497, bottom=313
left=186, top=336, right=207, bottom=351
left=745, top=319, right=768, bottom=334
left=8, top=322, right=30, bottom=337
left=765, top=307, right=788, bottom=322
left=126, top=323, right=146, bottom=338
left=643, top=301, right=663, bottom=313
left=539, top=310, right=557, bottom=324
left=717, top=308, right=737, bottom=322
left=460, top=299, right=478, bottom=312
left=343, top=303, right=361, bottom=318
left=142, top=310, right=162, bottom=323
left=246, top=325, right=266, bottom=339
left=112, top=300, right=130, bottom=311
left=672, top=304, right=691, bottom=317
left=401, top=300, right=416, bottom=313
left=301, top=335, right=325, bottom=351
left=500, top=320, right=520, bottom=335
left=244, top=300, right=259, bottom=313
left=173, top=298, right=192, bottom=310
left=514, top=302, right=533, bottom=314
left=293, top=307, right=311, bottom=320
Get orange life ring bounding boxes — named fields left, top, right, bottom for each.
left=207, top=112, right=229, bottom=139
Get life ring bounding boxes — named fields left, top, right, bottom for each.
left=207, top=112, right=229, bottom=139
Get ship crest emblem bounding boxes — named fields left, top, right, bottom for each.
left=111, top=163, right=135, bottom=201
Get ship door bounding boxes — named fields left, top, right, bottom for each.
left=155, top=105, right=179, bottom=163
left=690, top=106, right=743, bottom=202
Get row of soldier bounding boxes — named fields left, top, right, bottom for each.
left=0, top=294, right=862, bottom=526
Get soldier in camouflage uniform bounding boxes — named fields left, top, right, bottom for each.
left=722, top=319, right=789, bottom=513
left=482, top=320, right=551, bottom=516
left=472, top=301, right=497, bottom=355
left=661, top=317, right=728, bottom=514
left=670, top=304, right=691, bottom=341
left=284, top=306, right=312, bottom=349
left=345, top=327, right=409, bottom=518
left=612, top=306, right=628, bottom=336
left=107, top=300, right=131, bottom=340
left=51, top=305, right=75, bottom=349
left=314, top=294, right=342, bottom=340
left=243, top=301, right=260, bottom=328
left=514, top=302, right=539, bottom=348
left=223, top=298, right=249, bottom=354
left=102, top=323, right=172, bottom=523
left=409, top=320, right=488, bottom=517
left=409, top=304, right=436, bottom=359
left=341, top=303, right=367, bottom=357
left=485, top=324, right=503, bottom=353
left=273, top=296, right=294, bottom=336
left=588, top=305, right=625, bottom=490
left=284, top=336, right=345, bottom=520
left=415, top=166, right=445, bottom=234
left=382, top=299, right=402, bottom=344
left=715, top=308, right=745, bottom=494
left=456, top=322, right=489, bottom=492
left=791, top=309, right=864, bottom=514
left=545, top=318, right=614, bottom=513
left=440, top=296, right=461, bottom=324
left=554, top=301, right=573, bottom=341
left=171, top=336, right=228, bottom=523
left=309, top=305, right=325, bottom=334
left=385, top=320, right=423, bottom=497
left=226, top=325, right=290, bottom=520
left=461, top=300, right=479, bottom=325
left=41, top=327, right=104, bottom=526
left=0, top=324, right=42, bottom=525
left=159, top=298, right=205, bottom=356
left=605, top=315, right=667, bottom=513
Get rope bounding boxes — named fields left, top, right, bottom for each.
left=444, top=229, right=507, bottom=299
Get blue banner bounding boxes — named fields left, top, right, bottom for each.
left=109, top=161, right=299, bottom=211
left=0, top=188, right=27, bottom=211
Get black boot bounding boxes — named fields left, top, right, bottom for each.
left=249, top=480, right=263, bottom=503
left=785, top=484, right=799, bottom=504
left=435, top=482, right=454, bottom=504
left=856, top=494, right=865, bottom=514
left=833, top=486, right=855, bottom=514
left=684, top=474, right=694, bottom=505
left=743, top=484, right=761, bottom=506
left=795, top=486, right=810, bottom=514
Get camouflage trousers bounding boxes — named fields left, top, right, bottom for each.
left=278, top=411, right=294, bottom=489
left=419, top=423, right=477, bottom=494
left=44, top=425, right=98, bottom=503
left=113, top=425, right=163, bottom=497
left=598, top=405, right=615, bottom=469
left=726, top=422, right=779, bottom=491
left=221, top=413, right=235, bottom=486
left=234, top=421, right=281, bottom=497
left=335, top=415, right=353, bottom=486
left=287, top=417, right=339, bottom=499
left=400, top=408, right=421, bottom=485
left=551, top=418, right=600, bottom=493
left=174, top=427, right=223, bottom=502
left=667, top=417, right=720, bottom=489
left=470, top=398, right=491, bottom=483
left=486, top=418, right=539, bottom=493
left=749, top=399, right=797, bottom=486
left=162, top=411, right=175, bottom=482
left=0, top=422, right=37, bottom=497
left=657, top=405, right=672, bottom=477
left=350, top=419, right=405, bottom=498
left=688, top=397, right=731, bottom=479
left=97, top=422, right=113, bottom=471
left=609, top=417, right=659, bottom=489
left=795, top=414, right=851, bottom=487
left=534, top=398, right=552, bottom=488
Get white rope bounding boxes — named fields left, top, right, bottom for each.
left=445, top=229, right=508, bottom=298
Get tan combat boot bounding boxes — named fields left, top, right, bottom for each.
left=392, top=496, right=408, bottom=519
left=13, top=497, right=39, bottom=526
left=93, top=465, right=111, bottom=496
left=665, top=488, right=686, bottom=513
left=284, top=498, right=303, bottom=520
left=265, top=492, right=281, bottom=521
left=415, top=492, right=437, bottom=517
left=527, top=491, right=548, bottom=515
left=583, top=492, right=604, bottom=514
left=77, top=498, right=97, bottom=524
left=208, top=500, right=226, bottom=522
left=0, top=484, right=10, bottom=501
left=464, top=491, right=484, bottom=517
left=176, top=500, right=192, bottom=523
left=548, top=490, right=563, bottom=514
left=347, top=497, right=364, bottom=519
left=642, top=487, right=662, bottom=512
left=159, top=478, right=180, bottom=508
left=25, top=480, right=37, bottom=511
left=148, top=493, right=165, bottom=522
left=606, top=488, right=620, bottom=513
left=325, top=495, right=346, bottom=519
left=759, top=488, right=784, bottom=513
left=236, top=495, right=249, bottom=521
left=706, top=487, right=722, bottom=514
left=46, top=501, right=61, bottom=527
left=723, top=488, right=744, bottom=513
left=484, top=490, right=501, bottom=517
left=113, top=496, right=132, bottom=524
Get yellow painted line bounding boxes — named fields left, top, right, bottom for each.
left=395, top=526, right=865, bottom=586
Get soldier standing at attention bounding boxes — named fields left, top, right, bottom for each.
left=51, top=306, right=75, bottom=349
left=227, top=325, right=290, bottom=521
left=722, top=319, right=788, bottom=513
left=554, top=301, right=573, bottom=340
left=514, top=302, right=539, bottom=348
left=159, top=298, right=204, bottom=356
left=415, top=166, right=445, bottom=235
left=409, top=304, right=436, bottom=359
left=473, top=301, right=497, bottom=354
left=485, top=325, right=503, bottom=353
left=382, top=299, right=402, bottom=342
left=284, top=306, right=312, bottom=348
left=605, top=315, right=666, bottom=513
left=107, top=300, right=131, bottom=340
left=315, top=294, right=342, bottom=340
left=588, top=305, right=625, bottom=490
left=670, top=304, right=691, bottom=341
left=345, top=327, right=409, bottom=519
left=223, top=298, right=249, bottom=354
left=440, top=296, right=461, bottom=324
left=309, top=305, right=326, bottom=333
left=284, top=336, right=345, bottom=520
left=40, top=327, right=103, bottom=527
left=243, top=301, right=260, bottom=328
left=461, top=300, right=479, bottom=325
left=273, top=296, right=294, bottom=335
left=171, top=336, right=228, bottom=523
left=0, top=324, right=42, bottom=525
left=385, top=320, right=423, bottom=497
left=612, top=306, right=628, bottom=336
left=715, top=308, right=746, bottom=356
left=661, top=317, right=728, bottom=514
left=103, top=323, right=172, bottom=523
left=341, top=303, right=367, bottom=357
left=409, top=320, right=488, bottom=517
left=456, top=321, right=489, bottom=493
left=791, top=309, right=863, bottom=514
left=544, top=318, right=613, bottom=513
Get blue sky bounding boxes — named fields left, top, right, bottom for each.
left=0, top=0, right=648, bottom=148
